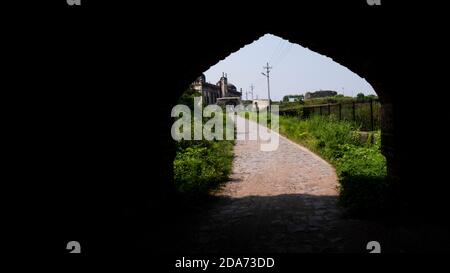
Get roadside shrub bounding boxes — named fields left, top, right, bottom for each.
left=306, top=116, right=360, bottom=159
left=174, top=140, right=233, bottom=194
left=334, top=144, right=388, bottom=217
left=173, top=90, right=235, bottom=195
left=338, top=175, right=389, bottom=217
left=334, top=144, right=386, bottom=177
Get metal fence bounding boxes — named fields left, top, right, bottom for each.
left=282, top=100, right=381, bottom=131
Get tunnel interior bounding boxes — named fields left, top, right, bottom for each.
left=46, top=2, right=450, bottom=255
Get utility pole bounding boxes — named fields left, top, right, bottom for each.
left=250, top=84, right=254, bottom=100
left=262, top=62, right=272, bottom=112
left=245, top=90, right=248, bottom=100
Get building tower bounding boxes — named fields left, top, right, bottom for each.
left=219, top=72, right=228, bottom=98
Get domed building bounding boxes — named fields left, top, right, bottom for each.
left=191, top=73, right=242, bottom=105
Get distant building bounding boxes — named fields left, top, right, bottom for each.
left=304, top=90, right=337, bottom=99
left=216, top=97, right=241, bottom=107
left=251, top=99, right=270, bottom=110
left=191, top=73, right=242, bottom=105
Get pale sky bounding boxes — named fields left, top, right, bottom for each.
left=203, top=34, right=376, bottom=101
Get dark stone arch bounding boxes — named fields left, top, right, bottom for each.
left=43, top=2, right=449, bottom=255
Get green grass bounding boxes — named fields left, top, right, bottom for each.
left=174, top=139, right=234, bottom=195
left=274, top=114, right=389, bottom=217
left=173, top=89, right=235, bottom=195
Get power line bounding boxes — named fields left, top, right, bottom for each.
left=250, top=39, right=286, bottom=88
left=250, top=39, right=291, bottom=101
left=271, top=41, right=287, bottom=65
left=269, top=39, right=285, bottom=63
left=272, top=43, right=293, bottom=67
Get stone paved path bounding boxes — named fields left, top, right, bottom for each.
left=170, top=116, right=449, bottom=253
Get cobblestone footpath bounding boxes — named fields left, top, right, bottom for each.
left=169, top=116, right=449, bottom=253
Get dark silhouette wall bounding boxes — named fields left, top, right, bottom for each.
left=32, top=1, right=448, bottom=254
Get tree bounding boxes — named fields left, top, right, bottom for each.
left=178, top=88, right=202, bottom=110
left=356, top=93, right=365, bottom=101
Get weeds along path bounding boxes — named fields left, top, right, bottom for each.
left=170, top=116, right=441, bottom=253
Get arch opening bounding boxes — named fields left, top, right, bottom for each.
left=165, top=34, right=404, bottom=253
